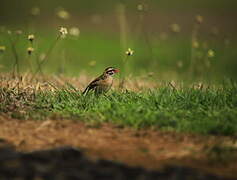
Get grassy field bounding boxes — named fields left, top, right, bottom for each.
left=1, top=2, right=237, bottom=178
left=0, top=0, right=237, bottom=134
left=0, top=15, right=237, bottom=136
left=1, top=75, right=237, bottom=136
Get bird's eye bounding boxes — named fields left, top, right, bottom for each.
left=107, top=70, right=114, bottom=75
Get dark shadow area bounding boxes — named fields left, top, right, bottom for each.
left=0, top=146, right=234, bottom=180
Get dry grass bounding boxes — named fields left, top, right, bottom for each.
left=0, top=73, right=160, bottom=92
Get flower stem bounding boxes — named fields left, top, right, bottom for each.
left=31, top=35, right=60, bottom=80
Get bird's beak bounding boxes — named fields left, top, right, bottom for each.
left=114, top=69, right=120, bottom=73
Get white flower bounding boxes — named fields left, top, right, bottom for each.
left=27, top=47, right=34, bottom=55
left=0, top=46, right=6, bottom=53
left=207, top=49, right=215, bottom=58
left=56, top=8, right=70, bottom=20
left=170, top=24, right=181, bottom=33
left=69, top=27, right=80, bottom=37
left=137, top=4, right=144, bottom=11
left=192, top=41, right=199, bottom=48
left=28, top=34, right=35, bottom=42
left=59, top=27, right=68, bottom=38
left=125, top=48, right=134, bottom=56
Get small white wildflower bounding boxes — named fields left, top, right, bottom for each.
left=0, top=46, right=6, bottom=53
left=137, top=4, right=148, bottom=11
left=192, top=41, right=199, bottom=48
left=125, top=48, right=134, bottom=56
left=207, top=49, right=215, bottom=58
left=137, top=4, right=144, bottom=11
left=69, top=27, right=80, bottom=37
left=59, top=27, right=68, bottom=38
left=27, top=47, right=34, bottom=55
left=170, top=24, right=181, bottom=33
left=28, top=34, right=35, bottom=42
left=56, top=8, right=70, bottom=20
left=177, top=61, right=183, bottom=68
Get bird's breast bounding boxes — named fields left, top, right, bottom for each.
left=101, top=76, right=113, bottom=85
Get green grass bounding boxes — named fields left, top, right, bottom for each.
left=1, top=1, right=237, bottom=137
left=1, top=83, right=237, bottom=136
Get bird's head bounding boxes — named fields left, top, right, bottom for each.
left=103, top=67, right=120, bottom=76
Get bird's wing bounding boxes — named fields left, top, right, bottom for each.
left=82, top=76, right=102, bottom=95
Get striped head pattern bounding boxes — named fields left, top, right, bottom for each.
left=104, top=67, right=120, bottom=76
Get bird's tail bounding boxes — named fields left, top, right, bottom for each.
left=82, top=87, right=89, bottom=95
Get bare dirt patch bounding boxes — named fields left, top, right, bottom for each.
left=0, top=115, right=237, bottom=178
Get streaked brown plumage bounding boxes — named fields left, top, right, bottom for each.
left=83, top=67, right=119, bottom=95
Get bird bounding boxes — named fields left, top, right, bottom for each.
left=82, top=67, right=119, bottom=95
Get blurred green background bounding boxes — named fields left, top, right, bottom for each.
left=0, top=0, right=236, bottom=81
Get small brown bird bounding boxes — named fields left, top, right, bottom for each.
left=83, top=67, right=119, bottom=95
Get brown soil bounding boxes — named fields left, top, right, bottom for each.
left=0, top=115, right=237, bottom=179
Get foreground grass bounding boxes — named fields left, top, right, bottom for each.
left=1, top=84, right=237, bottom=136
